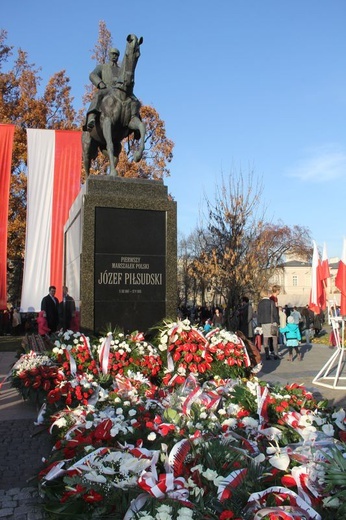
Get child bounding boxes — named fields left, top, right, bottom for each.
left=280, top=316, right=302, bottom=362
left=203, top=319, right=212, bottom=334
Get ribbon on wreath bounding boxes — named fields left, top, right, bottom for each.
left=65, top=347, right=77, bottom=377
left=123, top=493, right=149, bottom=520
left=217, top=468, right=248, bottom=501
left=81, top=334, right=95, bottom=360
left=290, top=466, right=321, bottom=504
left=257, top=384, right=270, bottom=427
left=138, top=471, right=189, bottom=501
left=245, top=486, right=322, bottom=520
left=41, top=459, right=69, bottom=482
left=99, top=332, right=113, bottom=375
left=130, top=331, right=145, bottom=342
left=253, top=507, right=311, bottom=519
left=182, top=386, right=203, bottom=415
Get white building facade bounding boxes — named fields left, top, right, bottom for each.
left=270, top=257, right=340, bottom=308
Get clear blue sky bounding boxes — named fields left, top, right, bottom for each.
left=2, top=0, right=346, bottom=258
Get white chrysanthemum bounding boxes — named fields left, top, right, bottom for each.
left=225, top=403, right=241, bottom=415
left=242, top=416, right=259, bottom=429
left=156, top=504, right=173, bottom=518
left=147, top=432, right=156, bottom=441
left=202, top=468, right=219, bottom=482
left=221, top=418, right=237, bottom=429
left=187, top=477, right=204, bottom=497
left=177, top=506, right=195, bottom=519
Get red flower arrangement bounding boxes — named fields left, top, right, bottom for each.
left=158, top=320, right=250, bottom=386
left=47, top=374, right=98, bottom=409
left=10, top=352, right=64, bottom=406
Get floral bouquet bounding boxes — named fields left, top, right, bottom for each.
left=38, top=372, right=346, bottom=519
left=157, top=319, right=251, bottom=386
left=10, top=351, right=64, bottom=407
left=50, top=331, right=99, bottom=377
left=46, top=372, right=99, bottom=410
left=95, top=331, right=163, bottom=382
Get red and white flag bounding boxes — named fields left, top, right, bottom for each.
left=309, top=241, right=323, bottom=313
left=0, top=124, right=15, bottom=310
left=20, top=129, right=81, bottom=311
left=335, top=239, right=346, bottom=316
left=320, top=242, right=330, bottom=282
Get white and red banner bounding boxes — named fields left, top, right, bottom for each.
left=320, top=243, right=330, bottom=282
left=309, top=241, right=322, bottom=313
left=0, top=124, right=15, bottom=310
left=335, top=239, right=346, bottom=316
left=21, top=129, right=81, bottom=311
left=309, top=240, right=328, bottom=314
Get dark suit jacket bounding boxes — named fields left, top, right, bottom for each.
left=41, top=294, right=59, bottom=332
left=58, top=294, right=76, bottom=330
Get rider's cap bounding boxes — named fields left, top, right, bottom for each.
left=109, top=48, right=120, bottom=56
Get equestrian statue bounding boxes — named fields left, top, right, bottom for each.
left=82, top=34, right=146, bottom=177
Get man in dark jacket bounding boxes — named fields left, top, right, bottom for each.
left=58, top=286, right=76, bottom=331
left=41, top=286, right=59, bottom=333
left=257, top=289, right=279, bottom=360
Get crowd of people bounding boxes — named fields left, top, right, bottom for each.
left=178, top=285, right=328, bottom=364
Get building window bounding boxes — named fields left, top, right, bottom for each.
left=292, top=275, right=298, bottom=287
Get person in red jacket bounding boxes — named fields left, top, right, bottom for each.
left=37, top=311, right=50, bottom=336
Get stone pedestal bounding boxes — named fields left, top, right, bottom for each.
left=65, top=176, right=177, bottom=334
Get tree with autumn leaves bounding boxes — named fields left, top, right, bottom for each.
left=0, top=22, right=174, bottom=303
left=0, top=29, right=79, bottom=303
left=179, top=170, right=312, bottom=326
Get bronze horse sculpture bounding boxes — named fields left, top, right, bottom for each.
left=82, top=35, right=146, bottom=177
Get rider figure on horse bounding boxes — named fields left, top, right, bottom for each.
left=85, top=47, right=140, bottom=132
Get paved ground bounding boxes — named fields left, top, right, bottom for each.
left=0, top=335, right=346, bottom=518
left=0, top=343, right=51, bottom=519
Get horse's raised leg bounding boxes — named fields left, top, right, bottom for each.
left=128, top=117, right=146, bottom=162
left=102, top=117, right=118, bottom=177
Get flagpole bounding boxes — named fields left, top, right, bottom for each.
left=313, top=241, right=346, bottom=389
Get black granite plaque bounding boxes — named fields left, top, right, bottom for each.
left=94, top=208, right=166, bottom=332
